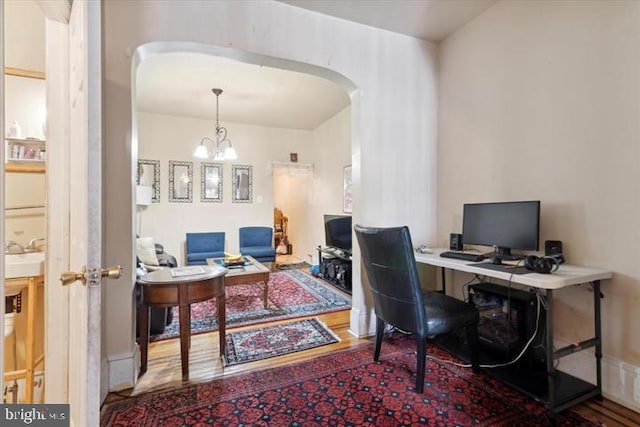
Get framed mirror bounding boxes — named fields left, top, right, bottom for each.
left=137, top=159, right=160, bottom=202
left=232, top=164, right=253, bottom=203
left=168, top=160, right=193, bottom=203
left=201, top=162, right=223, bottom=202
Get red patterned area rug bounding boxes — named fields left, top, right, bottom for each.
left=150, top=270, right=351, bottom=342
left=101, top=333, right=600, bottom=426
left=224, top=317, right=339, bottom=366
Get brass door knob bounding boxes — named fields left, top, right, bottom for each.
left=60, top=265, right=122, bottom=286
left=60, top=267, right=87, bottom=286
left=102, top=265, right=122, bottom=280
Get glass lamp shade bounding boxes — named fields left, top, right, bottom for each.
left=213, top=150, right=225, bottom=162
left=136, top=185, right=153, bottom=206
left=224, top=146, right=238, bottom=160
left=194, top=144, right=209, bottom=159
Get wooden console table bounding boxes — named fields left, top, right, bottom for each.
left=137, top=266, right=226, bottom=379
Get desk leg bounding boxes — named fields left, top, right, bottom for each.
left=139, top=304, right=150, bottom=376
left=440, top=267, right=447, bottom=295
left=178, top=303, right=190, bottom=378
left=545, top=289, right=555, bottom=414
left=218, top=293, right=226, bottom=359
left=594, top=280, right=603, bottom=397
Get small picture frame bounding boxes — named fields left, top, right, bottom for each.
left=137, top=159, right=160, bottom=202
left=290, top=153, right=298, bottom=162
left=168, top=160, right=193, bottom=203
left=232, top=164, right=253, bottom=203
left=343, top=165, right=352, bottom=213
left=201, top=162, right=223, bottom=203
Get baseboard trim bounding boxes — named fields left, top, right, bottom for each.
left=349, top=306, right=376, bottom=337
left=107, top=348, right=139, bottom=392
left=555, top=339, right=640, bottom=412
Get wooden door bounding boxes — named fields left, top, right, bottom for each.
left=44, top=1, right=104, bottom=425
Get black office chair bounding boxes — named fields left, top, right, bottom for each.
left=354, top=225, right=480, bottom=393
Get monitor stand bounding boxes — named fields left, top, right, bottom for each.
left=483, top=247, right=525, bottom=261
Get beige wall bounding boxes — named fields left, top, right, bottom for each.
left=104, top=0, right=438, bottom=391
left=137, top=111, right=315, bottom=263
left=3, top=0, right=45, bottom=71
left=438, top=0, right=640, bottom=410
left=306, top=107, right=352, bottom=263
left=138, top=106, right=351, bottom=266
left=267, top=106, right=352, bottom=264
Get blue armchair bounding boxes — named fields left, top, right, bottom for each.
left=185, top=232, right=225, bottom=265
left=239, top=227, right=276, bottom=262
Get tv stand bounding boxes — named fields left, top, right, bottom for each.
left=317, top=246, right=352, bottom=293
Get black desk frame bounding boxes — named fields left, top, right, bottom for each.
left=421, top=252, right=611, bottom=418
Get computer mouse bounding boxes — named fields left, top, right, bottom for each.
left=490, top=257, right=502, bottom=265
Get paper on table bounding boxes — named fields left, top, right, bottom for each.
left=171, top=266, right=206, bottom=277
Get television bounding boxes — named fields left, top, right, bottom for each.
left=324, top=214, right=352, bottom=253
left=462, top=200, right=540, bottom=260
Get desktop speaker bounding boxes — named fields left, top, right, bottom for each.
left=545, top=240, right=563, bottom=256
left=450, top=233, right=463, bottom=251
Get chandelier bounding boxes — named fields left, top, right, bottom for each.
left=194, top=88, right=237, bottom=161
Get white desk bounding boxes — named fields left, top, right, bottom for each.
left=415, top=249, right=613, bottom=417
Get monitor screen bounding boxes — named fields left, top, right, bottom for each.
left=324, top=215, right=352, bottom=252
left=462, top=201, right=540, bottom=259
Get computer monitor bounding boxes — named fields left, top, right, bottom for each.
left=462, top=201, right=540, bottom=260
left=324, top=214, right=352, bottom=253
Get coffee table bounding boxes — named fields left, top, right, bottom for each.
left=207, top=255, right=270, bottom=308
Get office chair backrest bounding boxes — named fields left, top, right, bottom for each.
left=354, top=225, right=427, bottom=336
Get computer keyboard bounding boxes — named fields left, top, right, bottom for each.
left=439, top=251, right=486, bottom=262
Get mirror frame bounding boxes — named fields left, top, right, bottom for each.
left=168, top=160, right=193, bottom=203
left=231, top=164, right=253, bottom=203
left=201, top=162, right=223, bottom=203
left=137, top=159, right=160, bottom=202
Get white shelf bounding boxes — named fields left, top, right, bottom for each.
left=6, top=158, right=44, bottom=163
left=5, top=138, right=46, bottom=163
left=6, top=137, right=45, bottom=144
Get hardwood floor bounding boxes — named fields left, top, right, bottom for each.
left=105, top=308, right=640, bottom=426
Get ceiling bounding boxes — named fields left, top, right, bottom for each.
left=136, top=53, right=350, bottom=130
left=281, top=0, right=497, bottom=42
left=137, top=1, right=497, bottom=130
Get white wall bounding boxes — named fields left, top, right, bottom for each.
left=137, top=111, right=315, bottom=263
left=439, top=0, right=640, bottom=410
left=307, top=107, right=352, bottom=262
left=103, top=0, right=438, bottom=391
left=4, top=3, right=46, bottom=248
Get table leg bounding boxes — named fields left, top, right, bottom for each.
left=594, top=280, right=603, bottom=397
left=178, top=304, right=190, bottom=378
left=545, top=289, right=555, bottom=414
left=217, top=292, right=226, bottom=359
left=25, top=277, right=35, bottom=402
left=139, top=303, right=150, bottom=376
